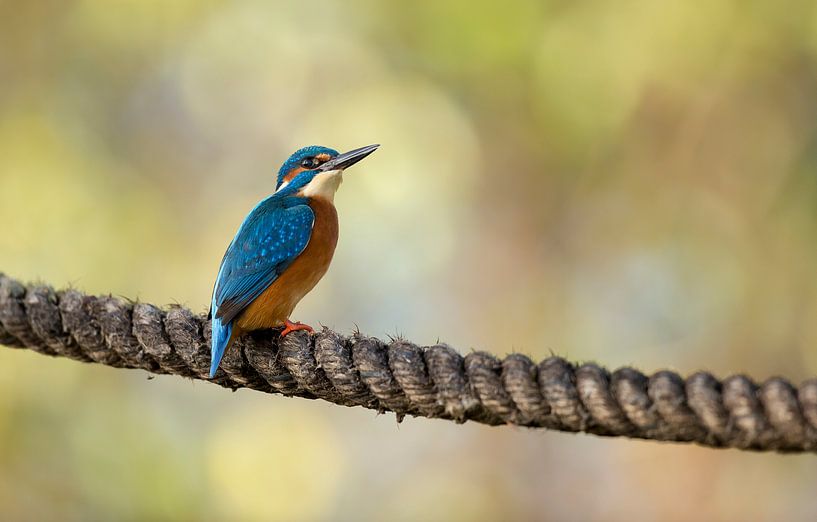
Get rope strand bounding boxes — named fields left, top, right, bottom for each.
left=2, top=273, right=816, bottom=453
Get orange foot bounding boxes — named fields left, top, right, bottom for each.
left=280, top=319, right=314, bottom=337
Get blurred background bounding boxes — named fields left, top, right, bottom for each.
left=1, top=0, right=817, bottom=520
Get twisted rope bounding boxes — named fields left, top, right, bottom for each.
left=1, top=273, right=816, bottom=453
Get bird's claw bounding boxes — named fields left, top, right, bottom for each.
left=281, top=319, right=314, bottom=337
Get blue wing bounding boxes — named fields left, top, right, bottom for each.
left=212, top=198, right=315, bottom=324
left=209, top=197, right=314, bottom=378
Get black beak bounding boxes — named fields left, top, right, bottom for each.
left=319, top=144, right=379, bottom=172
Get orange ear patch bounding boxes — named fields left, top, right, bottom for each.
left=283, top=167, right=307, bottom=184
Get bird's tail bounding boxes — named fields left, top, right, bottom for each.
left=210, top=314, right=233, bottom=378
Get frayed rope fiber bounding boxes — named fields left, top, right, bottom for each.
left=2, top=272, right=817, bottom=453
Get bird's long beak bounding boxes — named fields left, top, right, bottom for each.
left=319, top=144, right=379, bottom=172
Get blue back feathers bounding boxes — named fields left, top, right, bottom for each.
left=209, top=192, right=315, bottom=377
left=212, top=200, right=314, bottom=325
left=276, top=145, right=339, bottom=188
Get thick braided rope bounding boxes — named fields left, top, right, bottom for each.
left=2, top=273, right=816, bottom=453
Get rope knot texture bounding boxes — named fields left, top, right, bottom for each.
left=2, top=273, right=817, bottom=453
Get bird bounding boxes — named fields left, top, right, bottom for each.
left=208, top=144, right=379, bottom=378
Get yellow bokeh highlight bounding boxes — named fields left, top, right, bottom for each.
left=206, top=407, right=345, bottom=521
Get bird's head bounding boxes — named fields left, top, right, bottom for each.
left=276, top=144, right=379, bottom=201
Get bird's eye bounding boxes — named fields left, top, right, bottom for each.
left=300, top=157, right=319, bottom=169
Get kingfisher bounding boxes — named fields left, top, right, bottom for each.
left=208, top=144, right=379, bottom=378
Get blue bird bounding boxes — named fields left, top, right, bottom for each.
left=209, top=144, right=379, bottom=378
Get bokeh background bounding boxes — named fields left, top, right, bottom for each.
left=2, top=0, right=817, bottom=520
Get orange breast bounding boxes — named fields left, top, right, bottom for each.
left=235, top=197, right=339, bottom=331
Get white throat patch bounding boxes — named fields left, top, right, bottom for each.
left=299, top=169, right=344, bottom=202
